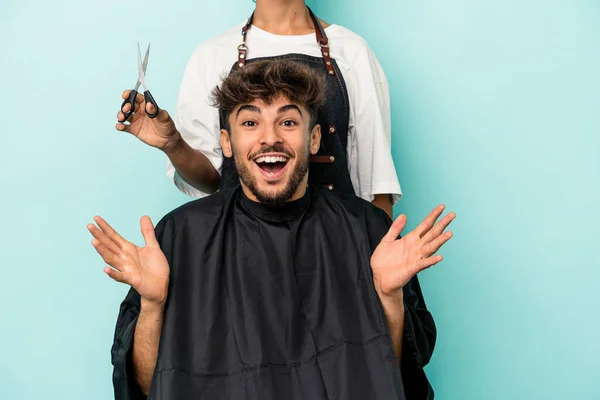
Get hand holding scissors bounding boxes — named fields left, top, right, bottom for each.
left=116, top=43, right=179, bottom=150
left=121, top=42, right=159, bottom=119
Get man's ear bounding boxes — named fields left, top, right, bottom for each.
left=310, top=124, right=321, bottom=155
left=220, top=129, right=233, bottom=158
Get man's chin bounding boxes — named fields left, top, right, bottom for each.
left=254, top=176, right=288, bottom=188
left=254, top=191, right=290, bottom=207
left=253, top=183, right=291, bottom=204
left=237, top=154, right=309, bottom=207
left=244, top=175, right=298, bottom=206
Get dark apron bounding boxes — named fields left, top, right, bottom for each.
left=219, top=7, right=355, bottom=196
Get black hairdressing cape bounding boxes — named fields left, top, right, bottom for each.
left=111, top=187, right=436, bottom=399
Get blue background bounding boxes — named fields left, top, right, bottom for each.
left=0, top=0, right=598, bottom=398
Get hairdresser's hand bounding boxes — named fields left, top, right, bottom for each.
left=116, top=90, right=181, bottom=151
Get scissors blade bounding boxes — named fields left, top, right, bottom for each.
left=142, top=43, right=150, bottom=75
left=136, top=47, right=146, bottom=91
left=136, top=42, right=150, bottom=76
left=137, top=42, right=144, bottom=79
left=136, top=42, right=150, bottom=90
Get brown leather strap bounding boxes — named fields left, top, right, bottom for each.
left=242, top=14, right=252, bottom=35
left=237, top=44, right=248, bottom=69
left=307, top=7, right=336, bottom=76
left=237, top=14, right=253, bottom=69
left=237, top=7, right=335, bottom=75
left=310, top=155, right=336, bottom=163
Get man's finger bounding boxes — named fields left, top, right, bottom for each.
left=422, top=231, right=453, bottom=258
left=104, top=266, right=129, bottom=284
left=93, top=216, right=127, bottom=248
left=91, top=239, right=124, bottom=271
left=88, top=224, right=122, bottom=259
left=381, top=214, right=407, bottom=243
left=422, top=212, right=456, bottom=244
left=140, top=215, right=160, bottom=248
left=416, top=254, right=443, bottom=272
left=414, top=205, right=445, bottom=237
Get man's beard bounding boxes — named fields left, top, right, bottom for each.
left=234, top=142, right=309, bottom=207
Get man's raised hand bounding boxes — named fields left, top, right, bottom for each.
left=87, top=215, right=170, bottom=306
left=371, top=205, right=456, bottom=297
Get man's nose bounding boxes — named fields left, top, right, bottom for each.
left=258, top=125, right=283, bottom=146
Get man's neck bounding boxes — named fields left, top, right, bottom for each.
left=253, top=0, right=314, bottom=35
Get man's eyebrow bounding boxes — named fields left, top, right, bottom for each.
left=236, top=104, right=260, bottom=117
left=278, top=104, right=303, bottom=116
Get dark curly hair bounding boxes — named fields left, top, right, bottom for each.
left=211, top=59, right=326, bottom=132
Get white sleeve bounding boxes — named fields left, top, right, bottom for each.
left=349, top=46, right=402, bottom=204
left=166, top=47, right=223, bottom=198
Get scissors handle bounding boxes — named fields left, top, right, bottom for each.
left=144, top=90, right=159, bottom=119
left=119, top=89, right=159, bottom=120
left=120, top=89, right=138, bottom=121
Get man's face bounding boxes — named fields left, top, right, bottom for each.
left=221, top=95, right=321, bottom=206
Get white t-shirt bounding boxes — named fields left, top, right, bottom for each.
left=169, top=22, right=402, bottom=203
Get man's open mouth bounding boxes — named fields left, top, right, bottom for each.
left=254, top=155, right=290, bottom=177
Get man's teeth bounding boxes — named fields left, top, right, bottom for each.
left=255, top=156, right=288, bottom=163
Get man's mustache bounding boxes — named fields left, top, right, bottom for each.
left=248, top=144, right=293, bottom=160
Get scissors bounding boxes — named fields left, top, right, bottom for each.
left=120, top=42, right=159, bottom=120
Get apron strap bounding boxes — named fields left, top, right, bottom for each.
left=236, top=14, right=252, bottom=69
left=237, top=7, right=336, bottom=76
left=307, top=8, right=336, bottom=76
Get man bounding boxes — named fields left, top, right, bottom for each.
left=116, top=0, right=403, bottom=218
left=91, top=59, right=454, bottom=399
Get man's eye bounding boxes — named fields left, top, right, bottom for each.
left=242, top=121, right=257, bottom=127
left=282, top=120, right=297, bottom=127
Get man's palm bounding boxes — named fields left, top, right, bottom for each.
left=371, top=206, right=455, bottom=297
left=88, top=215, right=170, bottom=305
left=122, top=240, right=170, bottom=304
